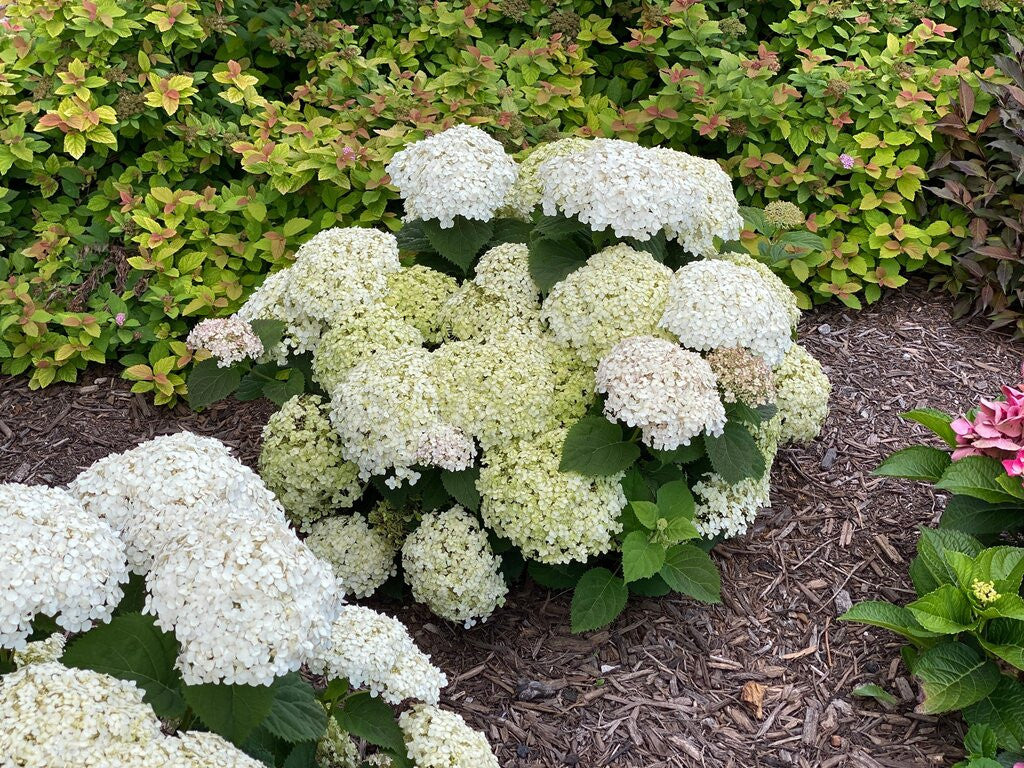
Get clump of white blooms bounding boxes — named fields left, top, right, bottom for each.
left=501, top=137, right=590, bottom=219
left=399, top=704, right=500, bottom=768
left=659, top=259, right=793, bottom=366
left=382, top=265, right=460, bottom=344
left=437, top=281, right=542, bottom=342
left=478, top=428, right=625, bottom=563
left=259, top=395, right=363, bottom=531
left=186, top=316, right=264, bottom=367
left=471, top=242, right=539, bottom=305
left=146, top=513, right=340, bottom=686
left=774, top=343, right=831, bottom=444
left=386, top=124, right=518, bottom=227
left=317, top=712, right=361, bottom=768
left=311, top=605, right=447, bottom=705
left=596, top=336, right=726, bottom=451
left=237, top=227, right=400, bottom=358
left=305, top=514, right=398, bottom=599
left=175, top=731, right=268, bottom=768
left=711, top=251, right=800, bottom=329
left=415, top=424, right=478, bottom=472
left=0, top=484, right=128, bottom=649
left=329, top=346, right=441, bottom=487
left=541, top=244, right=674, bottom=365
left=706, top=347, right=776, bottom=406
left=312, top=305, right=425, bottom=394
left=402, top=507, right=508, bottom=627
left=537, top=138, right=741, bottom=252
left=69, top=431, right=286, bottom=574
left=12, top=634, right=66, bottom=668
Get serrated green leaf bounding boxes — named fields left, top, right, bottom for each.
left=187, top=358, right=242, bottom=409
left=532, top=214, right=589, bottom=240
left=423, top=217, right=493, bottom=272
left=874, top=445, right=951, bottom=482
left=250, top=319, right=286, bottom=354
left=940, top=495, right=1024, bottom=536
left=62, top=613, right=185, bottom=719
left=656, top=480, right=694, bottom=520
left=262, top=673, right=327, bottom=744
left=621, top=532, right=666, bottom=583
left=183, top=682, right=275, bottom=745
left=704, top=421, right=765, bottom=483
left=334, top=692, right=406, bottom=754
left=527, top=236, right=590, bottom=292
left=441, top=467, right=480, bottom=512
left=570, top=567, right=628, bottom=633
left=937, top=456, right=1023, bottom=504
left=653, top=438, right=705, bottom=465
left=396, top=219, right=434, bottom=253
left=913, top=641, right=1001, bottom=714
left=839, top=600, right=940, bottom=643
left=964, top=676, right=1024, bottom=750
left=902, top=408, right=957, bottom=448
left=659, top=544, right=721, bottom=603
left=559, top=416, right=640, bottom=476
left=907, top=584, right=975, bottom=634
left=527, top=561, right=586, bottom=590
left=629, top=501, right=659, bottom=529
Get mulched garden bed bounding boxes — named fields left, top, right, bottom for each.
left=1, top=280, right=1017, bottom=768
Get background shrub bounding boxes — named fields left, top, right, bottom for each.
left=0, top=0, right=1020, bottom=394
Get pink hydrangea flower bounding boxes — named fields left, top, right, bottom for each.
left=1004, top=452, right=1024, bottom=477
left=952, top=367, right=1024, bottom=463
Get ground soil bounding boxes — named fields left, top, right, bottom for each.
left=0, top=281, right=1017, bottom=768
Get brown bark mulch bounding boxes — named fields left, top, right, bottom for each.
left=0, top=281, right=1018, bottom=768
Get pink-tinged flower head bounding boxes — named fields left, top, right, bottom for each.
left=340, top=146, right=356, bottom=162
left=1004, top=451, right=1024, bottom=477
left=186, top=316, right=264, bottom=368
left=952, top=380, right=1024, bottom=462
left=114, top=312, right=127, bottom=327
left=839, top=153, right=855, bottom=170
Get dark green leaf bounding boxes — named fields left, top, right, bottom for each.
left=652, top=438, right=705, bottom=465
left=263, top=673, right=328, bottom=744
left=528, top=236, right=590, bottom=292
left=621, top=467, right=654, bottom=502
left=490, top=218, right=534, bottom=246
left=62, top=613, right=185, bottom=719
left=913, top=641, right=1001, bottom=714
left=937, top=456, right=1024, bottom=504
left=704, top=421, right=765, bottom=483
left=441, top=468, right=480, bottom=512
left=182, top=682, right=276, bottom=745
left=940, top=495, right=1024, bottom=537
left=902, top=408, right=958, bottom=448
left=570, top=567, right=629, bottom=633
left=187, top=358, right=242, bottom=409
left=621, top=532, right=666, bottom=583
left=532, top=214, right=589, bottom=240
left=659, top=544, right=721, bottom=603
left=628, top=574, right=672, bottom=597
left=263, top=369, right=305, bottom=406
left=559, top=416, right=640, bottom=476
left=335, top=691, right=406, bottom=753
left=963, top=676, right=1024, bottom=750
left=281, top=743, right=317, bottom=768
left=874, top=446, right=951, bottom=483
left=656, top=480, right=695, bottom=520
left=963, top=723, right=999, bottom=759
left=424, top=217, right=493, bottom=272
left=396, top=219, right=434, bottom=253
left=527, top=561, right=586, bottom=590
left=249, top=319, right=286, bottom=354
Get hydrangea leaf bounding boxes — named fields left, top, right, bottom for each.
left=621, top=532, right=666, bottom=584
left=963, top=676, right=1024, bottom=750
left=334, top=691, right=406, bottom=754
left=570, top=567, right=628, bottom=633
left=527, top=236, right=590, bottom=292
left=659, top=544, right=721, bottom=604
left=839, top=600, right=941, bottom=643
left=441, top=467, right=481, bottom=512
left=912, top=641, right=1001, bottom=714
left=901, top=408, right=957, bottom=448
left=527, top=561, right=586, bottom=590
left=249, top=319, right=286, bottom=352
left=629, top=500, right=659, bottom=529
left=656, top=480, right=695, bottom=521
left=263, top=673, right=328, bottom=744
left=873, top=446, right=951, bottom=483
left=703, top=421, right=765, bottom=483
left=906, top=584, right=975, bottom=634
left=936, top=456, right=1023, bottom=504
left=182, top=681, right=276, bottom=745
left=851, top=684, right=898, bottom=706
left=940, top=495, right=1024, bottom=537
left=187, top=357, right=242, bottom=409
left=423, top=217, right=493, bottom=272
left=559, top=416, right=641, bottom=476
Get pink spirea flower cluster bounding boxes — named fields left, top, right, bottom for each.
left=952, top=372, right=1024, bottom=477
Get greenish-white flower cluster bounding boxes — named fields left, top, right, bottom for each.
left=382, top=265, right=460, bottom=344
left=305, top=514, right=398, bottom=599
left=402, top=507, right=508, bottom=627
left=399, top=704, right=500, bottom=768
left=774, top=343, right=831, bottom=444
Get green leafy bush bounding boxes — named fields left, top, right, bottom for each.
left=929, top=35, right=1024, bottom=337
left=0, top=0, right=1020, bottom=396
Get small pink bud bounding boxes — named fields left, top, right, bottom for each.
left=341, top=146, right=356, bottom=162
left=114, top=312, right=126, bottom=326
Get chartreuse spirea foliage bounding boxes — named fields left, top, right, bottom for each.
left=0, top=433, right=499, bottom=768
left=843, top=383, right=1024, bottom=763
left=0, top=0, right=1020, bottom=398
left=195, top=128, right=833, bottom=633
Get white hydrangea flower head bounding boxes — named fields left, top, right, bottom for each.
left=175, top=731, right=268, bottom=768
left=437, top=280, right=543, bottom=342
left=311, top=605, right=447, bottom=705
left=382, top=265, right=460, bottom=344
left=305, top=514, right=398, bottom=599
left=401, top=506, right=508, bottom=627
left=186, top=316, right=264, bottom=367
left=146, top=515, right=341, bottom=686
left=0, top=484, right=128, bottom=649
left=235, top=268, right=313, bottom=364
left=536, top=138, right=741, bottom=250
left=399, top=704, right=499, bottom=768
left=595, top=336, right=726, bottom=451
left=478, top=428, right=625, bottom=564
left=312, top=305, right=424, bottom=394
left=0, top=663, right=164, bottom=764
left=500, top=137, right=590, bottom=219
left=711, top=251, right=800, bottom=328
left=540, top=244, right=674, bottom=366
left=471, top=242, right=539, bottom=305
left=260, top=395, right=363, bottom=531
left=540, top=336, right=597, bottom=430
left=659, top=259, right=794, bottom=366
left=431, top=334, right=554, bottom=449
left=774, top=343, right=831, bottom=444
left=386, top=124, right=518, bottom=227
left=12, top=633, right=66, bottom=668
left=69, top=431, right=287, bottom=574
left=329, top=346, right=442, bottom=487
left=705, top=347, right=776, bottom=406
left=415, top=424, right=478, bottom=472
left=316, top=710, right=361, bottom=768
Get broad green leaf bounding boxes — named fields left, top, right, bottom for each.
left=940, top=495, right=1024, bottom=536
left=628, top=574, right=672, bottom=597
left=263, top=673, right=328, bottom=744
left=527, top=236, right=590, bottom=292
left=907, top=584, right=975, bottom=634
left=395, top=219, right=434, bottom=253
left=621, top=532, right=666, bottom=583
left=996, top=474, right=1024, bottom=500
left=653, top=438, right=705, bottom=465
left=527, top=561, right=586, bottom=590
left=570, top=567, right=629, bottom=633
left=621, top=467, right=654, bottom=502
left=423, top=217, right=493, bottom=272
left=839, top=601, right=940, bottom=643
left=851, top=684, right=898, bottom=706
left=334, top=691, right=406, bottom=754
left=249, top=319, right=286, bottom=353
left=559, top=417, right=640, bottom=476
left=902, top=408, right=957, bottom=448
left=913, top=641, right=1001, bottom=714
left=281, top=743, right=317, bottom=768
left=937, top=456, right=1024, bottom=504
left=704, top=421, right=765, bottom=483
left=915, top=527, right=984, bottom=592
left=187, top=358, right=242, bottom=409
left=263, top=370, right=305, bottom=406
left=441, top=468, right=480, bottom=512
left=963, top=723, right=999, bottom=760
left=974, top=547, right=1024, bottom=590
left=532, top=214, right=589, bottom=239
left=963, top=676, right=1024, bottom=750
left=659, top=544, right=721, bottom=603
left=980, top=594, right=1024, bottom=621
left=874, top=446, right=951, bottom=482
left=656, top=480, right=694, bottom=521
left=490, top=218, right=533, bottom=245
left=183, top=682, right=275, bottom=745
left=62, top=613, right=185, bottom=718
left=977, top=637, right=1024, bottom=671
left=629, top=500, right=660, bottom=529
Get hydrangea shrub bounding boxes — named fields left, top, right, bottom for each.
left=195, top=128, right=832, bottom=633
left=0, top=432, right=499, bottom=768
